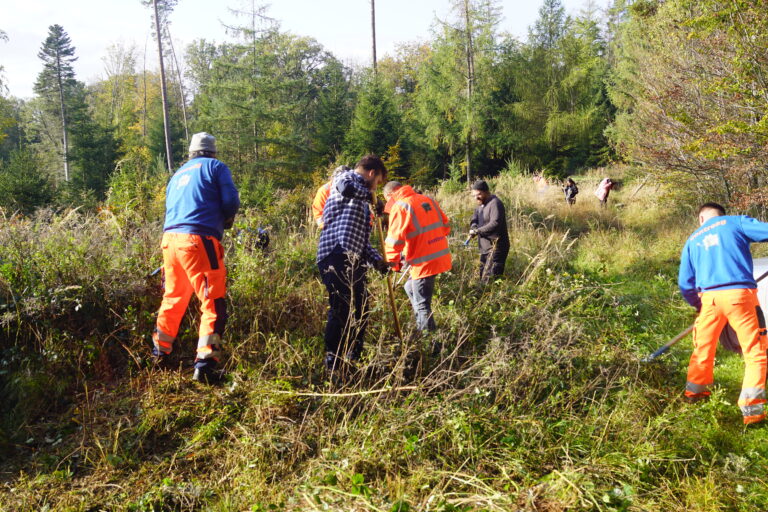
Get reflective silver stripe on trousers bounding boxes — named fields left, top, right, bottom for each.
left=153, top=329, right=175, bottom=353
left=741, top=403, right=765, bottom=417
left=198, top=333, right=222, bottom=349
left=385, top=237, right=405, bottom=246
left=155, top=329, right=174, bottom=342
left=739, top=387, right=766, bottom=401
left=686, top=381, right=710, bottom=394
left=408, top=246, right=450, bottom=265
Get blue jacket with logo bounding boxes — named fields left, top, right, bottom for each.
left=163, top=157, right=240, bottom=240
left=678, top=215, right=768, bottom=309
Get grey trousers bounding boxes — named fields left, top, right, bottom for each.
left=404, top=275, right=436, bottom=332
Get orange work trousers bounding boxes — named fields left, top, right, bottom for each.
left=686, top=288, right=767, bottom=424
left=153, top=232, right=227, bottom=364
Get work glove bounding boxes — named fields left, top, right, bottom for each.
left=373, top=259, right=391, bottom=275
left=468, top=229, right=478, bottom=237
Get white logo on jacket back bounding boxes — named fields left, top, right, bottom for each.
left=176, top=174, right=192, bottom=189
left=702, top=233, right=720, bottom=250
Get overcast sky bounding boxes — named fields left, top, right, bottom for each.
left=0, top=0, right=606, bottom=99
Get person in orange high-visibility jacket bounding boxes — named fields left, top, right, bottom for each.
left=678, top=202, right=768, bottom=424
left=312, top=166, right=351, bottom=229
left=312, top=182, right=332, bottom=229
left=383, top=181, right=451, bottom=333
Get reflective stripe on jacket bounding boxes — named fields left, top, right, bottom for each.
left=384, top=186, right=452, bottom=280
left=312, top=182, right=332, bottom=228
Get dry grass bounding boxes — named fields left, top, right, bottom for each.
left=2, top=171, right=768, bottom=511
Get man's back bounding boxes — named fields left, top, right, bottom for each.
left=679, top=215, right=768, bottom=307
left=164, top=156, right=239, bottom=240
left=386, top=186, right=451, bottom=279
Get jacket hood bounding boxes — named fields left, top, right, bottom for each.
left=392, top=185, right=416, bottom=201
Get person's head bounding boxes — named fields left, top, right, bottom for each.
left=189, top=132, right=217, bottom=159
left=355, top=154, right=387, bottom=190
left=382, top=181, right=402, bottom=200
left=698, top=202, right=726, bottom=225
left=471, top=180, right=491, bottom=204
left=566, top=177, right=575, bottom=185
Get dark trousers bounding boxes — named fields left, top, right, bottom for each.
left=318, top=251, right=369, bottom=360
left=480, top=244, right=509, bottom=282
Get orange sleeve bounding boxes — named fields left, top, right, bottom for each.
left=384, top=204, right=411, bottom=270
left=312, top=183, right=331, bottom=227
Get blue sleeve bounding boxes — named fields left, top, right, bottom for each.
left=216, top=162, right=240, bottom=218
left=678, top=242, right=700, bottom=309
left=740, top=216, right=768, bottom=243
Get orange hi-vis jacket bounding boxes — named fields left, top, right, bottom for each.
left=384, top=186, right=452, bottom=280
left=312, top=182, right=332, bottom=229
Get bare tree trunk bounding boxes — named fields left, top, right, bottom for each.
left=55, top=50, right=70, bottom=182
left=165, top=28, right=189, bottom=141
left=371, top=0, right=377, bottom=74
left=153, top=0, right=174, bottom=173
left=463, top=0, right=475, bottom=185
left=142, top=34, right=148, bottom=140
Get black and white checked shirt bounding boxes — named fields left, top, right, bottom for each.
left=316, top=170, right=382, bottom=264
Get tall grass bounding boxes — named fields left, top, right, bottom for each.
left=2, top=169, right=768, bottom=511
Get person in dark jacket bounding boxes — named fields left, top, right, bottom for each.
left=469, top=180, right=510, bottom=282
left=563, top=177, right=578, bottom=205
left=317, top=155, right=391, bottom=374
left=152, top=132, right=240, bottom=383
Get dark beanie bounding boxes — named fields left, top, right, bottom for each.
left=471, top=180, right=489, bottom=192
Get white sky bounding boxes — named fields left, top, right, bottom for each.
left=0, top=0, right=605, bottom=99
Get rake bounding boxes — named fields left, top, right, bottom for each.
left=642, top=269, right=768, bottom=362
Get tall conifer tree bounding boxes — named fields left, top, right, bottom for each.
left=34, top=24, right=77, bottom=182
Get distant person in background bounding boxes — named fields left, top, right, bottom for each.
left=152, top=132, right=240, bottom=384
left=312, top=165, right=351, bottom=229
left=563, top=177, right=579, bottom=206
left=678, top=202, right=768, bottom=424
left=469, top=180, right=510, bottom=282
left=533, top=172, right=548, bottom=198
left=594, top=177, right=614, bottom=208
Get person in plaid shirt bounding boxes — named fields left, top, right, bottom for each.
left=317, top=154, right=391, bottom=373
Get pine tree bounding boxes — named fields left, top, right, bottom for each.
left=0, top=29, right=8, bottom=93
left=0, top=149, right=54, bottom=213
left=345, top=77, right=401, bottom=158
left=34, top=24, right=77, bottom=182
left=415, top=0, right=500, bottom=182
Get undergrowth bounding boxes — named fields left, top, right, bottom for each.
left=2, top=170, right=768, bottom=511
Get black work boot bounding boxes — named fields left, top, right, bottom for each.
left=151, top=347, right=174, bottom=370
left=192, top=359, right=223, bottom=384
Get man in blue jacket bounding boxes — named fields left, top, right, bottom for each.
left=317, top=154, right=390, bottom=374
left=678, top=202, right=768, bottom=424
left=153, top=132, right=240, bottom=383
